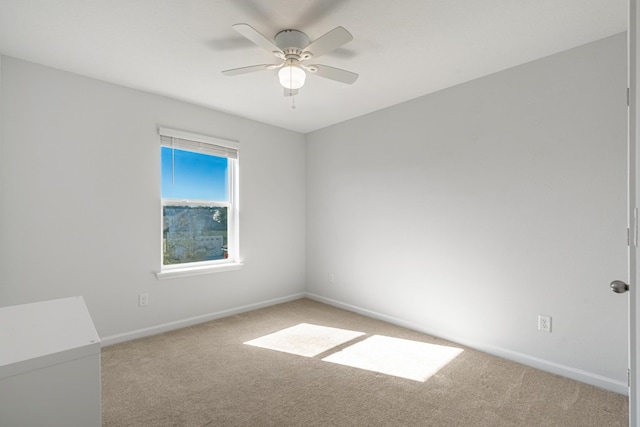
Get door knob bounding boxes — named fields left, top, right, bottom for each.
left=610, top=280, right=630, bottom=293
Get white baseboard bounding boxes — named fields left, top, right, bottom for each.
left=100, top=293, right=306, bottom=347
left=305, top=292, right=628, bottom=396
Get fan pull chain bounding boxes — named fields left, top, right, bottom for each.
left=292, top=94, right=296, bottom=109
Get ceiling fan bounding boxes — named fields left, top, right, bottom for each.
left=222, top=24, right=358, bottom=96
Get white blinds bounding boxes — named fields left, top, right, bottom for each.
left=159, top=127, right=238, bottom=159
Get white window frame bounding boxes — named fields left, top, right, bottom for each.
left=155, top=127, right=241, bottom=280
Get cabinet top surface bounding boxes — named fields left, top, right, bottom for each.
left=0, top=296, right=100, bottom=368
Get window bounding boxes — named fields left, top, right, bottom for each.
left=158, top=128, right=239, bottom=276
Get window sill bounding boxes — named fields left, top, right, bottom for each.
left=155, top=262, right=243, bottom=280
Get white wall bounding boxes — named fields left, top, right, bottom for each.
left=306, top=33, right=629, bottom=392
left=0, top=57, right=306, bottom=342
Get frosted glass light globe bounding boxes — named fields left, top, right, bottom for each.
left=278, top=65, right=306, bottom=90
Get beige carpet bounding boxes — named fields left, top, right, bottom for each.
left=101, top=298, right=628, bottom=426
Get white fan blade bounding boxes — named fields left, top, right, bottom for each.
left=303, top=26, right=353, bottom=58
left=232, top=23, right=283, bottom=56
left=222, top=64, right=275, bottom=76
left=307, top=64, right=358, bottom=84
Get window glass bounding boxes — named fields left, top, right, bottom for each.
left=161, top=147, right=233, bottom=267
left=161, top=147, right=228, bottom=201
left=163, top=206, right=228, bottom=265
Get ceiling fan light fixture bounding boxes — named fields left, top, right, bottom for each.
left=222, top=24, right=358, bottom=96
left=278, top=63, right=306, bottom=90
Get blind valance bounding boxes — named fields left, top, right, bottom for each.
left=159, top=127, right=238, bottom=159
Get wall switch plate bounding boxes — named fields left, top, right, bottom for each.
left=538, top=315, right=551, bottom=332
left=138, top=293, right=149, bottom=307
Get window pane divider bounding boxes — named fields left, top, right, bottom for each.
left=161, top=199, right=230, bottom=208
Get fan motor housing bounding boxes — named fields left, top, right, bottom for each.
left=274, top=29, right=309, bottom=51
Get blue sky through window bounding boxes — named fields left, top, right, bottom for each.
left=161, top=147, right=228, bottom=201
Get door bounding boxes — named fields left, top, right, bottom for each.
left=615, top=1, right=640, bottom=425
left=628, top=1, right=639, bottom=425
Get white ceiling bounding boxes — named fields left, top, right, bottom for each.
left=0, top=0, right=628, bottom=134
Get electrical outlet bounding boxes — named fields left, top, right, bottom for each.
left=538, top=315, right=551, bottom=332
left=329, top=273, right=335, bottom=284
left=138, top=293, right=149, bottom=307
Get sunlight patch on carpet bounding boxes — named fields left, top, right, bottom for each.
left=322, top=335, right=464, bottom=382
left=244, top=323, right=365, bottom=357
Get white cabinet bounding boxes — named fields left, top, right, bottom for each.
left=0, top=296, right=101, bottom=426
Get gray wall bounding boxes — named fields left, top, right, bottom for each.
left=0, top=57, right=307, bottom=342
left=306, top=33, right=628, bottom=392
